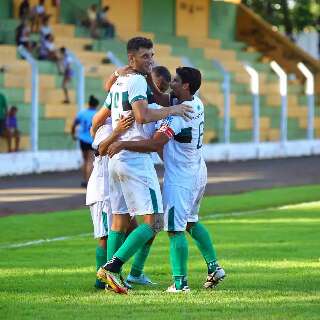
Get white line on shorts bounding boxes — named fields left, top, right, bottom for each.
left=0, top=233, right=92, bottom=249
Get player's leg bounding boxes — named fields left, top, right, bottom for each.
left=164, top=185, right=190, bottom=292
left=186, top=183, right=225, bottom=288
left=90, top=201, right=109, bottom=289
left=13, top=129, right=20, bottom=152
left=100, top=157, right=163, bottom=293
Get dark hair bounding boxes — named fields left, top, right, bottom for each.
left=152, top=66, right=171, bottom=83
left=88, top=95, right=99, bottom=108
left=127, top=37, right=153, bottom=54
left=60, top=47, right=66, bottom=54
left=176, top=67, right=201, bottom=95
left=11, top=106, right=18, bottom=112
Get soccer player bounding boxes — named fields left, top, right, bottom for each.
left=107, top=67, right=226, bottom=292
left=86, top=115, right=134, bottom=289
left=93, top=37, right=193, bottom=294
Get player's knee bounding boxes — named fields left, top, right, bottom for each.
left=186, top=222, right=196, bottom=233
left=150, top=213, right=164, bottom=233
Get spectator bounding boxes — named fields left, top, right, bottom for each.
left=39, top=34, right=58, bottom=62
left=5, top=106, right=20, bottom=153
left=19, top=0, right=30, bottom=20
left=97, top=6, right=115, bottom=38
left=30, top=0, right=46, bottom=32
left=15, top=20, right=33, bottom=51
left=86, top=4, right=99, bottom=38
left=39, top=15, right=52, bottom=42
left=60, top=47, right=73, bottom=104
left=0, top=92, right=7, bottom=138
left=71, top=95, right=99, bottom=187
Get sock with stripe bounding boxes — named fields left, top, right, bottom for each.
left=129, top=242, right=152, bottom=277
left=169, top=232, right=188, bottom=290
left=188, top=222, right=218, bottom=274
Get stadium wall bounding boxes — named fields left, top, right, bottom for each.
left=2, top=142, right=320, bottom=176
left=141, top=0, right=175, bottom=35
left=0, top=1, right=13, bottom=19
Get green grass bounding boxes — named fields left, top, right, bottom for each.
left=1, top=185, right=320, bottom=319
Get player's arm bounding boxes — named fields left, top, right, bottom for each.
left=91, top=107, right=111, bottom=136
left=107, top=131, right=169, bottom=158
left=71, top=116, right=80, bottom=140
left=98, top=115, right=134, bottom=156
left=129, top=75, right=193, bottom=124
left=145, top=73, right=170, bottom=107
left=104, top=65, right=134, bottom=92
left=132, top=99, right=193, bottom=124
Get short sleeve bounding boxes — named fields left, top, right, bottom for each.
left=157, top=116, right=184, bottom=139
left=103, top=92, right=112, bottom=110
left=127, top=75, right=148, bottom=104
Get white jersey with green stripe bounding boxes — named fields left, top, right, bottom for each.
left=157, top=95, right=206, bottom=186
left=103, top=73, right=152, bottom=159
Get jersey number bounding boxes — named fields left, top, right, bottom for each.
left=197, top=121, right=204, bottom=149
left=111, top=92, right=120, bottom=109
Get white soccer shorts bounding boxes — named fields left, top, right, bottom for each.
left=108, top=155, right=163, bottom=216
left=90, top=199, right=112, bottom=238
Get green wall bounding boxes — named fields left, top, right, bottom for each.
left=141, top=0, right=175, bottom=35
left=209, top=1, right=237, bottom=41
left=60, top=0, right=100, bottom=24
left=0, top=1, right=13, bottom=19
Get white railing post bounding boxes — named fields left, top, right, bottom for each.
left=69, top=51, right=85, bottom=112
left=243, top=63, right=260, bottom=143
left=297, top=62, right=315, bottom=140
left=107, top=51, right=124, bottom=67
left=213, top=60, right=231, bottom=144
left=18, top=45, right=38, bottom=152
left=270, top=61, right=288, bottom=143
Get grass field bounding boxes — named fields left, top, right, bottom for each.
left=1, top=185, right=320, bottom=319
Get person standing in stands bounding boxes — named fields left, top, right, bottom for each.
left=60, top=47, right=73, bottom=104
left=19, top=0, right=30, bottom=20
left=71, top=95, right=99, bottom=187
left=0, top=92, right=8, bottom=141
left=5, top=106, right=20, bottom=153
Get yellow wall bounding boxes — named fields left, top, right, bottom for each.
left=101, top=0, right=141, bottom=33
left=176, top=0, right=209, bottom=38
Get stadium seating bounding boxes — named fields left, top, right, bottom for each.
left=0, top=0, right=319, bottom=151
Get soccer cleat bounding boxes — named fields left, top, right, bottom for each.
left=97, top=267, right=128, bottom=294
left=120, top=274, right=133, bottom=289
left=204, top=266, right=226, bottom=289
left=126, top=273, right=156, bottom=285
left=166, top=284, right=190, bottom=293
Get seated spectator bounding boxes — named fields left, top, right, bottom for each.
left=40, top=16, right=52, bottom=42
left=0, top=92, right=7, bottom=138
left=5, top=106, right=20, bottom=153
left=39, top=34, right=58, bottom=62
left=86, top=4, right=99, bottom=38
left=60, top=47, right=73, bottom=104
left=97, top=6, right=115, bottom=38
left=15, top=20, right=33, bottom=52
left=19, top=0, right=30, bottom=20
left=30, top=0, right=46, bottom=32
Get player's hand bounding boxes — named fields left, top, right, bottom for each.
left=117, top=65, right=134, bottom=76
left=171, top=104, right=194, bottom=121
left=107, top=141, right=124, bottom=158
left=114, top=115, right=135, bottom=135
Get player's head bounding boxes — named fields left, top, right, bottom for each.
left=127, top=37, right=154, bottom=74
left=9, top=106, right=18, bottom=116
left=60, top=47, right=66, bottom=55
left=151, top=66, right=171, bottom=93
left=88, top=95, right=99, bottom=109
left=171, top=67, right=201, bottom=97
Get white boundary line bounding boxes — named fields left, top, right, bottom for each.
left=2, top=200, right=320, bottom=250
left=0, top=233, right=92, bottom=249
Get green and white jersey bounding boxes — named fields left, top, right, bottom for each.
left=157, top=95, right=206, bottom=187
left=103, top=73, right=151, bottom=159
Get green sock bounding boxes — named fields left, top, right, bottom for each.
left=96, top=246, right=107, bottom=271
left=115, top=224, right=154, bottom=263
left=130, top=243, right=152, bottom=277
left=107, top=230, right=126, bottom=261
left=188, top=222, right=218, bottom=273
left=169, top=232, right=188, bottom=289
